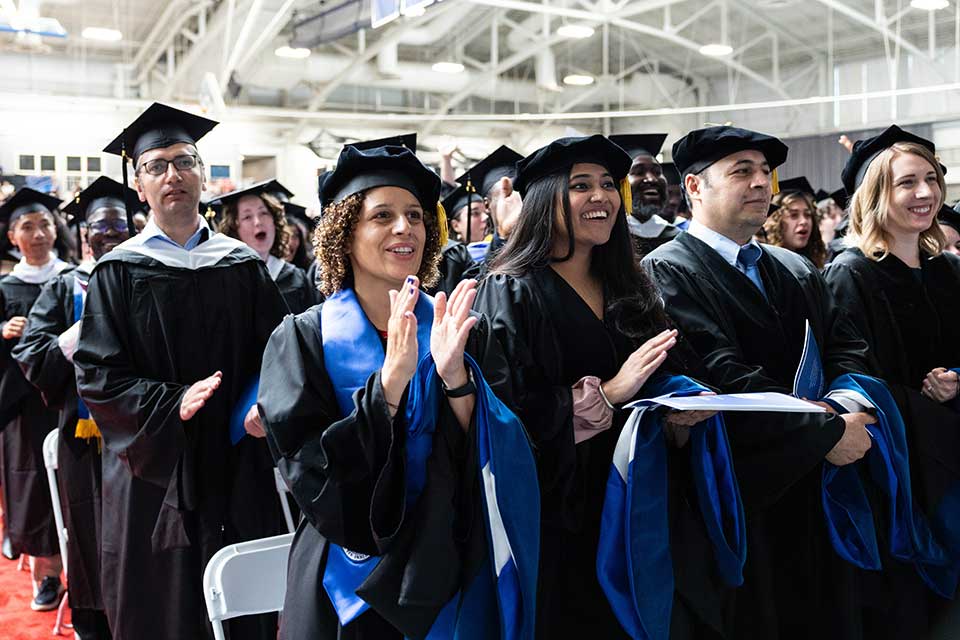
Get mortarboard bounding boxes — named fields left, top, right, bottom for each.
left=0, top=187, right=61, bottom=225
left=776, top=177, right=815, bottom=198
left=513, top=135, right=631, bottom=197
left=937, top=204, right=960, bottom=233
left=841, top=125, right=942, bottom=194
left=609, top=133, right=668, bottom=159
left=661, top=162, right=682, bottom=186
left=348, top=133, right=417, bottom=153
left=62, top=177, right=138, bottom=222
left=455, top=145, right=523, bottom=198
left=103, top=103, right=218, bottom=237
left=441, top=185, right=481, bottom=219
left=672, top=126, right=788, bottom=178
left=829, top=188, right=850, bottom=211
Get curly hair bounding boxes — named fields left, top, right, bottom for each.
left=763, top=191, right=828, bottom=268
left=217, top=192, right=290, bottom=259
left=313, top=190, right=443, bottom=297
left=847, top=141, right=946, bottom=260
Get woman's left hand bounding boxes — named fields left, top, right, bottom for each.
left=430, top=279, right=479, bottom=389
left=664, top=392, right=718, bottom=428
left=922, top=368, right=960, bottom=403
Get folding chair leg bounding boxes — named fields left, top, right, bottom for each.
left=52, top=589, right=70, bottom=635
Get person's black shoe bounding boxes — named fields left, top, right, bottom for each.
left=1, top=535, right=18, bottom=561
left=31, top=575, right=64, bottom=611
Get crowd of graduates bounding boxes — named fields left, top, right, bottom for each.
left=0, top=101, right=959, bottom=640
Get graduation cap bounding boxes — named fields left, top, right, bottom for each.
left=282, top=202, right=318, bottom=232
left=776, top=176, right=815, bottom=198
left=661, top=162, right=682, bottom=186
left=455, top=145, right=523, bottom=198
left=513, top=135, right=632, bottom=197
left=609, top=133, right=668, bottom=159
left=62, top=177, right=139, bottom=252
left=213, top=180, right=295, bottom=208
left=814, top=189, right=831, bottom=202
left=103, top=102, right=218, bottom=237
left=671, top=126, right=788, bottom=178
left=201, top=200, right=223, bottom=226
left=441, top=185, right=481, bottom=219
left=320, top=143, right=447, bottom=245
left=840, top=125, right=942, bottom=194
left=829, top=187, right=849, bottom=211
left=0, top=187, right=61, bottom=225
left=937, top=203, right=960, bottom=233
left=348, top=133, right=417, bottom=152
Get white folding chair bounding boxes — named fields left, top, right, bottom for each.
left=273, top=467, right=296, bottom=534
left=42, top=428, right=72, bottom=635
left=203, top=532, right=294, bottom=640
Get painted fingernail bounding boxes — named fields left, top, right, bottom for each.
left=408, top=287, right=414, bottom=294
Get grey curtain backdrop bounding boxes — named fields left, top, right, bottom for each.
left=779, top=124, right=933, bottom=194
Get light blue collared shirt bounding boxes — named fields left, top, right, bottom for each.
left=140, top=215, right=210, bottom=251
left=685, top=219, right=762, bottom=271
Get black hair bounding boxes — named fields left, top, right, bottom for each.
left=490, top=170, right=669, bottom=346
left=287, top=218, right=313, bottom=270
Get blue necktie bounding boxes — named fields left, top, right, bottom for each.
left=736, top=244, right=767, bottom=299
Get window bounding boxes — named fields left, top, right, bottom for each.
left=67, top=156, right=82, bottom=171
left=210, top=165, right=231, bottom=179
left=87, top=157, right=101, bottom=173
left=19, top=155, right=34, bottom=171
left=40, top=155, right=55, bottom=171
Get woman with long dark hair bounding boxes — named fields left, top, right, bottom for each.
left=474, top=135, right=739, bottom=640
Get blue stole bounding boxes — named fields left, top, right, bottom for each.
left=318, top=289, right=539, bottom=638
left=73, top=276, right=99, bottom=439
left=421, top=353, right=539, bottom=640
left=466, top=241, right=490, bottom=263
left=823, top=374, right=960, bottom=597
left=319, top=288, right=434, bottom=626
left=597, top=375, right=746, bottom=640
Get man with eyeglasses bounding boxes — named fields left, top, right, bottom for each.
left=72, top=104, right=288, bottom=640
left=12, top=177, right=134, bottom=638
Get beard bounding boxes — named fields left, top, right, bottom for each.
left=630, top=203, right=663, bottom=223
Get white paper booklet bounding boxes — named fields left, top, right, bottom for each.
left=627, top=392, right=827, bottom=413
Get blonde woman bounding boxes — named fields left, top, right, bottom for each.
left=825, top=125, right=960, bottom=640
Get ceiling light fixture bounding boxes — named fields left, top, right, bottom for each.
left=910, top=0, right=949, bottom=9
left=275, top=46, right=311, bottom=59
left=81, top=27, right=122, bottom=42
left=432, top=61, right=465, bottom=73
left=699, top=43, right=733, bottom=57
left=563, top=74, right=595, bottom=86
left=557, top=24, right=595, bottom=39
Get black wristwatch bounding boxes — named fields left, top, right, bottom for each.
left=443, top=370, right=476, bottom=398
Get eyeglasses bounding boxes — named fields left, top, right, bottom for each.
left=86, top=220, right=129, bottom=234
left=137, top=154, right=199, bottom=177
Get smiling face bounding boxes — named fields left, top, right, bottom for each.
left=235, top=194, right=277, bottom=260
left=8, top=211, right=57, bottom=264
left=627, top=152, right=667, bottom=211
left=134, top=142, right=205, bottom=222
left=779, top=195, right=814, bottom=250
left=86, top=205, right=131, bottom=260
left=552, top=162, right=621, bottom=256
left=687, top=149, right=773, bottom=244
left=885, top=151, right=941, bottom=238
left=348, top=186, right=426, bottom=290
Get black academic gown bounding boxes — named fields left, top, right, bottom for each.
left=11, top=266, right=106, bottom=620
left=631, top=222, right=681, bottom=259
left=429, top=240, right=473, bottom=295
left=275, top=259, right=317, bottom=314
left=643, top=233, right=874, bottom=640
left=259, top=302, right=513, bottom=640
left=825, top=248, right=960, bottom=637
left=0, top=272, right=62, bottom=558
left=473, top=267, right=731, bottom=640
left=73, top=239, right=288, bottom=640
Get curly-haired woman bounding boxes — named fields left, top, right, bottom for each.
left=258, top=142, right=538, bottom=640
left=215, top=182, right=316, bottom=313
left=762, top=187, right=828, bottom=269
left=825, top=125, right=960, bottom=640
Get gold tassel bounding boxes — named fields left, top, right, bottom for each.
left=771, top=168, right=780, bottom=196
left=619, top=178, right=633, bottom=212
left=204, top=205, right=216, bottom=221
left=435, top=202, right=449, bottom=247
left=75, top=418, right=102, bottom=451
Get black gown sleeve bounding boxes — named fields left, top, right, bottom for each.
left=258, top=310, right=407, bottom=555
left=73, top=262, right=190, bottom=489
left=823, top=259, right=883, bottom=374
left=11, top=277, right=73, bottom=408
left=276, top=263, right=315, bottom=315
left=645, top=257, right=846, bottom=511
